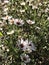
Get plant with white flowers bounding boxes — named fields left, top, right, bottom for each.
left=0, top=0, right=49, bottom=65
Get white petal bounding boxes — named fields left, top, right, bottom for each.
left=7, top=30, right=14, bottom=35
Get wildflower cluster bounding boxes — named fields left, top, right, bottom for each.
left=0, top=0, right=49, bottom=65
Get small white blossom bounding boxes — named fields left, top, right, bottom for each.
left=17, top=38, right=28, bottom=51
left=0, top=28, right=3, bottom=31
left=9, top=18, right=14, bottom=25
left=32, top=5, right=38, bottom=9
left=4, top=0, right=9, bottom=4
left=20, top=2, right=25, bottom=5
left=20, top=9, right=25, bottom=13
left=26, top=20, right=35, bottom=24
left=29, top=3, right=32, bottom=6
left=38, top=3, right=42, bottom=6
left=2, top=15, right=12, bottom=21
left=6, top=49, right=9, bottom=52
left=47, top=17, right=49, bottom=20
left=20, top=54, right=31, bottom=63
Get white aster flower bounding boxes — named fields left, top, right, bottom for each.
left=17, top=38, right=36, bottom=53
left=14, top=19, right=24, bottom=26
left=20, top=54, right=31, bottom=63
left=7, top=30, right=14, bottom=35
left=26, top=20, right=35, bottom=24
left=18, top=38, right=28, bottom=50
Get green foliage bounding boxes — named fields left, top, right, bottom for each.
left=0, top=0, right=49, bottom=65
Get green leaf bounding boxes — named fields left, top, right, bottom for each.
left=0, top=32, right=3, bottom=36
